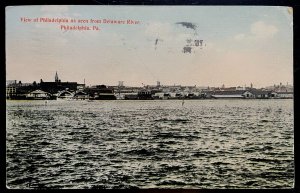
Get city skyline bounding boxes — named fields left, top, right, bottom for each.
left=7, top=71, right=293, bottom=89
left=6, top=6, right=293, bottom=88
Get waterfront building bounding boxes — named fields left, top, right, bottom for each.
left=6, top=80, right=38, bottom=99
left=185, top=92, right=203, bottom=99
left=210, top=90, right=254, bottom=99
left=114, top=88, right=139, bottom=100
left=85, top=85, right=116, bottom=100
left=6, top=86, right=17, bottom=99
left=274, top=91, right=293, bottom=99
left=124, top=93, right=138, bottom=100
left=40, top=72, right=79, bottom=94
left=73, top=91, right=89, bottom=100
left=153, top=92, right=170, bottom=100
left=26, top=90, right=51, bottom=100
left=175, top=93, right=184, bottom=99
left=251, top=90, right=271, bottom=99
left=77, top=84, right=86, bottom=90
left=137, top=89, right=153, bottom=100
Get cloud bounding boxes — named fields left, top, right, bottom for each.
left=175, top=22, right=197, bottom=31
left=251, top=21, right=278, bottom=38
left=234, top=21, right=278, bottom=41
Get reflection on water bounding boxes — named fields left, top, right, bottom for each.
left=6, top=99, right=294, bottom=189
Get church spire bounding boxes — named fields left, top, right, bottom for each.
left=55, top=71, right=59, bottom=82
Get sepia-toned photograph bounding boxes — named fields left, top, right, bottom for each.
left=6, top=5, right=294, bottom=189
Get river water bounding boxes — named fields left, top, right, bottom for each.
left=6, top=99, right=294, bottom=189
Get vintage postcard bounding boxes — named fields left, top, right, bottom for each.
left=6, top=5, right=293, bottom=189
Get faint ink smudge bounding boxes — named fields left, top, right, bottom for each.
left=176, top=22, right=197, bottom=30
left=183, top=46, right=192, bottom=53
left=154, top=38, right=163, bottom=50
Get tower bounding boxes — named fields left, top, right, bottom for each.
left=157, top=81, right=160, bottom=87
left=118, top=81, right=124, bottom=87
left=55, top=71, right=59, bottom=83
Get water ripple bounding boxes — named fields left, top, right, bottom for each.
left=6, top=99, right=294, bottom=189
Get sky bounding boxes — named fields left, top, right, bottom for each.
left=6, top=6, right=293, bottom=88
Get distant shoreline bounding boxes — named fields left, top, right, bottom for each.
left=6, top=98, right=293, bottom=101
